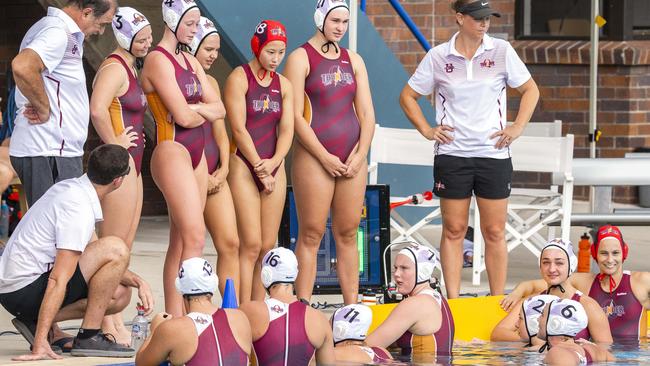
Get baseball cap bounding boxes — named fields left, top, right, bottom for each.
left=261, top=247, right=298, bottom=289
left=112, top=7, right=150, bottom=53
left=457, top=0, right=501, bottom=19
left=162, top=0, right=199, bottom=34
left=190, top=16, right=219, bottom=56
left=175, top=257, right=218, bottom=296
left=331, top=304, right=373, bottom=344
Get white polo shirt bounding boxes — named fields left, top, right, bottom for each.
left=0, top=175, right=102, bottom=293
left=408, top=32, right=531, bottom=159
left=10, top=7, right=89, bottom=158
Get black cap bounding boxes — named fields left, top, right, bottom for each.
left=458, top=1, right=501, bottom=19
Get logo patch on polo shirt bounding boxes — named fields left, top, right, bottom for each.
left=445, top=63, right=454, bottom=73
left=480, top=58, right=495, bottom=68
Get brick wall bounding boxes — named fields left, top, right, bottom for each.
left=364, top=0, right=650, bottom=203
left=364, top=0, right=434, bottom=75
left=508, top=42, right=650, bottom=203
left=0, top=0, right=45, bottom=110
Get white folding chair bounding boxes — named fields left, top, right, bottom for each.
left=471, top=134, right=575, bottom=285
left=507, top=120, right=562, bottom=138
left=368, top=125, right=440, bottom=248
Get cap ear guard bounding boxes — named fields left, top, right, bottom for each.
left=418, top=262, right=435, bottom=283
left=174, top=276, right=182, bottom=294
left=332, top=321, right=350, bottom=343
left=547, top=317, right=563, bottom=335
left=314, top=8, right=325, bottom=32
left=261, top=265, right=274, bottom=289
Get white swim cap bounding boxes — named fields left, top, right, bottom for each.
left=162, top=0, right=199, bottom=34
left=540, top=238, right=578, bottom=276
left=331, top=304, right=373, bottom=344
left=261, top=247, right=299, bottom=289
left=314, top=0, right=349, bottom=32
left=175, top=257, right=218, bottom=296
left=522, top=294, right=559, bottom=339
left=190, top=16, right=218, bottom=56
left=112, top=7, right=150, bottom=53
left=544, top=299, right=588, bottom=338
left=398, top=243, right=439, bottom=286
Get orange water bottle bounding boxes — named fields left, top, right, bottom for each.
left=578, top=233, right=591, bottom=273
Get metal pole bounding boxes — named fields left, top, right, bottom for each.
left=349, top=0, right=358, bottom=52
left=388, top=0, right=432, bottom=51
left=589, top=0, right=599, bottom=212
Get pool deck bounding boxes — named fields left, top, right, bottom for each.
left=0, top=200, right=648, bottom=364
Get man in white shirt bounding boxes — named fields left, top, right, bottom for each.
left=9, top=0, right=116, bottom=206
left=0, top=145, right=145, bottom=360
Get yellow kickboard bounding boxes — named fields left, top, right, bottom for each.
left=369, top=295, right=508, bottom=341
left=370, top=298, right=650, bottom=342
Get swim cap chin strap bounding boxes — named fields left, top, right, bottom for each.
left=596, top=273, right=618, bottom=294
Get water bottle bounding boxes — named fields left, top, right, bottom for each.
left=130, top=305, right=148, bottom=351
left=0, top=200, right=9, bottom=239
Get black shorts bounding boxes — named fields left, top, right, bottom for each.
left=433, top=155, right=512, bottom=199
left=0, top=265, right=88, bottom=321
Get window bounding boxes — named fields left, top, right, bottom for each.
left=515, top=0, right=650, bottom=40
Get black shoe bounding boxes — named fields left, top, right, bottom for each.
left=70, top=331, right=135, bottom=357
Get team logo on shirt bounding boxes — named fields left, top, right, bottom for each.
left=185, top=79, right=202, bottom=98
left=435, top=181, right=446, bottom=190
left=480, top=58, right=496, bottom=68
left=252, top=94, right=280, bottom=113
left=444, top=63, right=454, bottom=73
left=603, top=299, right=625, bottom=317
left=321, top=66, right=353, bottom=87
left=193, top=315, right=209, bottom=325
left=271, top=305, right=283, bottom=313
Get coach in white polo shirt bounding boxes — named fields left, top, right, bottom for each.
left=0, top=145, right=154, bottom=360
left=9, top=0, right=116, bottom=206
left=399, top=0, right=540, bottom=299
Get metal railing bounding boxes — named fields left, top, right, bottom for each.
left=360, top=0, right=432, bottom=51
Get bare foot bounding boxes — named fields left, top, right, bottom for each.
left=50, top=324, right=74, bottom=340
left=110, top=313, right=132, bottom=347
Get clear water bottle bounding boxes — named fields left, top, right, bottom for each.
left=0, top=200, right=9, bottom=239
left=130, top=305, right=148, bottom=351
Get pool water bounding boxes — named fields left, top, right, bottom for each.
left=387, top=339, right=650, bottom=365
